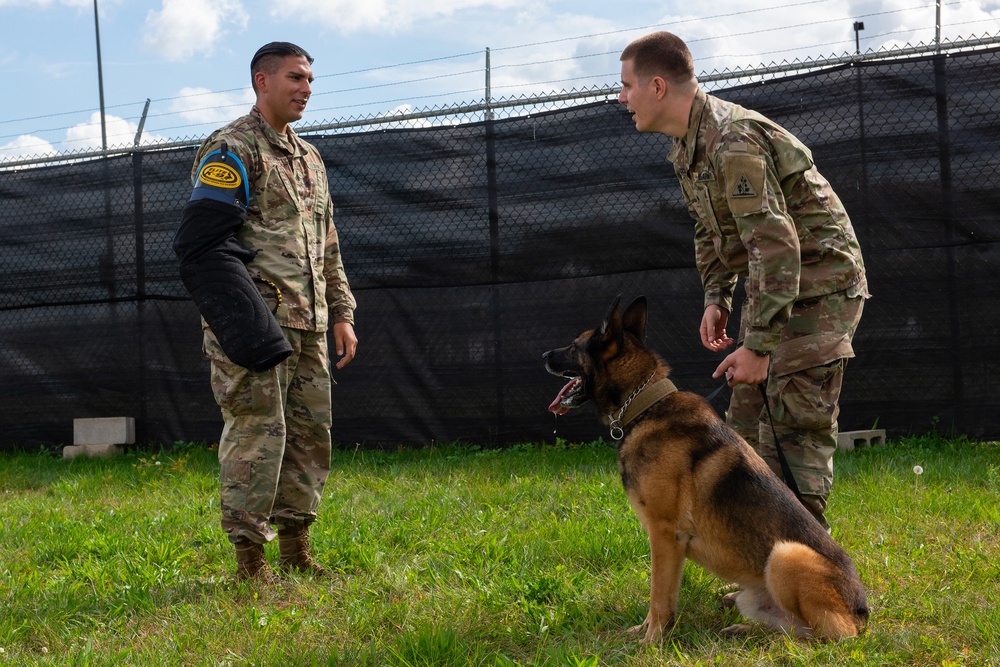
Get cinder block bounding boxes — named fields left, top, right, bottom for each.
left=837, top=428, right=886, bottom=451
left=73, top=417, right=135, bottom=446
left=63, top=444, right=124, bottom=460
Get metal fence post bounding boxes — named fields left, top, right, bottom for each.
left=132, top=151, right=148, bottom=442
left=485, top=46, right=505, bottom=441
left=933, top=54, right=964, bottom=426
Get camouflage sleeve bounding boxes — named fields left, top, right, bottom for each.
left=322, top=193, right=357, bottom=325
left=676, top=162, right=738, bottom=313
left=693, top=205, right=737, bottom=313
left=191, top=131, right=258, bottom=187
left=718, top=135, right=801, bottom=353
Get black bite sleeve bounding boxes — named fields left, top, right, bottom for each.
left=173, top=199, right=292, bottom=372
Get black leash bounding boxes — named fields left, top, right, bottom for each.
left=704, top=381, right=729, bottom=404
left=705, top=380, right=803, bottom=503
left=758, top=382, right=803, bottom=502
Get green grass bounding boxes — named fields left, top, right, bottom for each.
left=0, top=434, right=997, bottom=666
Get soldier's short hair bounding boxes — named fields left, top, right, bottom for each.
left=620, top=32, right=695, bottom=85
left=251, top=42, right=314, bottom=92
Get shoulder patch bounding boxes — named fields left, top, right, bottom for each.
left=733, top=173, right=756, bottom=198
left=724, top=154, right=766, bottom=216
left=198, top=161, right=242, bottom=189
left=189, top=141, right=250, bottom=209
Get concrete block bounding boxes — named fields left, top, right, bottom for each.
left=63, top=444, right=124, bottom=460
left=73, top=417, right=135, bottom=446
left=837, top=428, right=886, bottom=451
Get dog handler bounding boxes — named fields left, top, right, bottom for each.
left=618, top=32, right=869, bottom=529
left=174, top=42, right=357, bottom=582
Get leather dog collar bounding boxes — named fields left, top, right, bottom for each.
left=609, top=377, right=678, bottom=440
left=622, top=378, right=678, bottom=427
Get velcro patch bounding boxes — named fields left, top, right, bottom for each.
left=724, top=154, right=766, bottom=216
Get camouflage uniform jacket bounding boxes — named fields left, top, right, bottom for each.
left=192, top=106, right=355, bottom=332
left=668, top=89, right=866, bottom=353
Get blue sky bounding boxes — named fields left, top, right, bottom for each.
left=1, top=0, right=998, bottom=161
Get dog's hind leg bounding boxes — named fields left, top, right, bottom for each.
left=729, top=585, right=809, bottom=638
left=765, top=541, right=860, bottom=640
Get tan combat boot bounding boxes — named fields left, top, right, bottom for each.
left=277, top=523, right=331, bottom=577
left=234, top=537, right=282, bottom=585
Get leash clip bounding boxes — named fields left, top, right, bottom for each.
left=608, top=372, right=654, bottom=441
left=609, top=417, right=624, bottom=441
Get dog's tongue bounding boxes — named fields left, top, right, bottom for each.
left=547, top=378, right=577, bottom=415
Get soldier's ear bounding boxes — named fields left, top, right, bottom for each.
left=651, top=75, right=668, bottom=99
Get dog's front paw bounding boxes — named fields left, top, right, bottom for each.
left=626, top=621, right=647, bottom=638
left=628, top=612, right=673, bottom=644
left=641, top=625, right=665, bottom=644
left=627, top=622, right=661, bottom=644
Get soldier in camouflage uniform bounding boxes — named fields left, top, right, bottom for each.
left=619, top=32, right=869, bottom=529
left=190, top=42, right=357, bottom=582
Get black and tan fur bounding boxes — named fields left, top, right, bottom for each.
left=542, top=296, right=869, bottom=642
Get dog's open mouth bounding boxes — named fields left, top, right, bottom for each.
left=548, top=376, right=583, bottom=415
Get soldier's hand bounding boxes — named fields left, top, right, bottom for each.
left=332, top=322, right=357, bottom=369
left=700, top=305, right=734, bottom=352
left=713, top=346, right=769, bottom=387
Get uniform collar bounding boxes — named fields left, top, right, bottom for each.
left=667, top=88, right=708, bottom=171
left=250, top=106, right=304, bottom=156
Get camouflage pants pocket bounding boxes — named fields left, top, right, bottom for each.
left=220, top=459, right=251, bottom=511
left=772, top=359, right=845, bottom=431
left=204, top=327, right=273, bottom=416
left=271, top=330, right=332, bottom=522
left=219, top=443, right=282, bottom=543
left=768, top=360, right=845, bottom=498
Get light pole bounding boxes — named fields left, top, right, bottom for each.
left=853, top=21, right=865, bottom=55
left=94, top=0, right=108, bottom=152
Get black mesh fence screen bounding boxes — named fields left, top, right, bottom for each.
left=2, top=49, right=999, bottom=450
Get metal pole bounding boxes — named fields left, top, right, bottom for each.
left=483, top=45, right=503, bottom=441
left=485, top=47, right=493, bottom=121
left=853, top=21, right=865, bottom=55
left=936, top=0, right=943, bottom=52
left=93, top=0, right=108, bottom=151
left=933, top=54, right=962, bottom=426
left=134, top=98, right=150, bottom=146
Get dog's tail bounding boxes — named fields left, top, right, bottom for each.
left=765, top=541, right=868, bottom=640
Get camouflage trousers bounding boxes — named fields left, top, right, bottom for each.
left=204, top=325, right=333, bottom=545
left=728, top=284, right=867, bottom=528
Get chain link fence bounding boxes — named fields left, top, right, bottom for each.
left=2, top=44, right=999, bottom=450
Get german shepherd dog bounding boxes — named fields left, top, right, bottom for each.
left=542, top=296, right=869, bottom=642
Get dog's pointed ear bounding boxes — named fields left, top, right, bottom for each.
left=599, top=294, right=623, bottom=340
left=622, top=296, right=648, bottom=343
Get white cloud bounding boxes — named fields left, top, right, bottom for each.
left=644, top=0, right=1000, bottom=75
left=142, top=0, right=249, bottom=61
left=63, top=111, right=167, bottom=151
left=0, top=112, right=173, bottom=162
left=316, top=7, right=621, bottom=107
left=0, top=135, right=57, bottom=162
left=488, top=17, right=621, bottom=96
left=273, top=0, right=529, bottom=34
left=168, top=86, right=256, bottom=126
